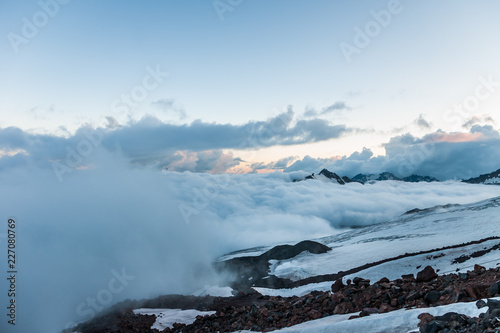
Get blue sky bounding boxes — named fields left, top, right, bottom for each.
left=1, top=0, right=500, bottom=175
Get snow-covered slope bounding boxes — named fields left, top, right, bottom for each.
left=224, top=196, right=500, bottom=296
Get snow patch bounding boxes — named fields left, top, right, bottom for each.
left=192, top=285, right=234, bottom=297
left=235, top=297, right=500, bottom=333
left=133, top=308, right=216, bottom=331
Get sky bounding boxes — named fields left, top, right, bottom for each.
left=1, top=0, right=500, bottom=177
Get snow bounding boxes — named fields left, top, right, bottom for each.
left=238, top=196, right=500, bottom=298
left=485, top=177, right=500, bottom=184
left=232, top=297, right=500, bottom=333
left=314, top=174, right=340, bottom=183
left=133, top=308, right=216, bottom=331
left=268, top=197, right=500, bottom=283
left=255, top=238, right=500, bottom=298
left=192, top=285, right=234, bottom=297
left=254, top=281, right=334, bottom=297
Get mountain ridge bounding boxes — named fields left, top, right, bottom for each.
left=295, top=168, right=440, bottom=184
left=462, top=168, right=500, bottom=185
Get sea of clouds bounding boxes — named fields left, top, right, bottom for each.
left=1, top=148, right=500, bottom=332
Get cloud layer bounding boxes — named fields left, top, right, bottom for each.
left=0, top=110, right=352, bottom=174
left=2, top=146, right=500, bottom=332
left=1, top=109, right=498, bottom=179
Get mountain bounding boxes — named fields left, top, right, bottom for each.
left=218, top=196, right=500, bottom=291
left=352, top=172, right=401, bottom=183
left=462, top=168, right=500, bottom=185
left=300, top=168, right=350, bottom=185
left=377, top=171, right=402, bottom=181
left=297, top=168, right=441, bottom=185
left=68, top=196, right=500, bottom=333
left=402, top=174, right=439, bottom=183
left=351, top=172, right=438, bottom=184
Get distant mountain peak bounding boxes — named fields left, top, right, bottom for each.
left=462, top=168, right=500, bottom=185
left=318, top=168, right=346, bottom=184
left=402, top=174, right=439, bottom=183
left=296, top=169, right=439, bottom=185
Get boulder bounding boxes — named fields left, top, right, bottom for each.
left=417, top=266, right=438, bottom=282
left=331, top=278, right=344, bottom=293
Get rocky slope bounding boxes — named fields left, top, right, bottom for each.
left=66, top=265, right=500, bottom=333
left=463, top=168, right=500, bottom=185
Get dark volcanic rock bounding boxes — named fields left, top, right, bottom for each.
left=488, top=281, right=500, bottom=296
left=260, top=240, right=331, bottom=261
left=71, top=267, right=500, bottom=333
left=331, top=278, right=345, bottom=293
left=424, top=291, right=440, bottom=304
left=215, top=240, right=331, bottom=290
left=417, top=266, right=438, bottom=282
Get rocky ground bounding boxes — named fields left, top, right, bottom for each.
left=418, top=298, right=500, bottom=332
left=66, top=264, right=500, bottom=333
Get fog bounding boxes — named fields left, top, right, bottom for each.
left=1, top=149, right=500, bottom=332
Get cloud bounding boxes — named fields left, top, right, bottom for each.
left=251, top=156, right=299, bottom=171
left=0, top=110, right=353, bottom=174
left=303, top=101, right=351, bottom=117
left=103, top=108, right=350, bottom=157
left=414, top=114, right=432, bottom=129
left=105, top=116, right=121, bottom=129
left=2, top=144, right=500, bottom=332
left=462, top=114, right=495, bottom=129
left=284, top=126, right=500, bottom=180
left=151, top=98, right=187, bottom=119
left=157, top=150, right=241, bottom=173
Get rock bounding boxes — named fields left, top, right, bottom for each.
left=362, top=307, right=379, bottom=314
left=424, top=291, right=440, bottom=304
left=488, top=281, right=500, bottom=296
left=486, top=308, right=500, bottom=320
left=434, top=312, right=466, bottom=324
left=476, top=300, right=487, bottom=309
left=331, top=278, right=344, bottom=293
left=418, top=313, right=435, bottom=327
left=402, top=274, right=415, bottom=280
left=474, top=264, right=486, bottom=274
left=419, top=320, right=444, bottom=333
left=417, top=266, right=438, bottom=282
left=487, top=298, right=500, bottom=312
left=406, top=291, right=423, bottom=302
left=377, top=277, right=390, bottom=284
left=379, top=304, right=391, bottom=313
left=334, top=303, right=348, bottom=315
left=330, top=292, right=344, bottom=304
